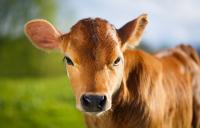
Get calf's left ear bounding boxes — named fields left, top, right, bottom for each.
left=117, top=14, right=148, bottom=49
left=24, top=19, right=62, bottom=51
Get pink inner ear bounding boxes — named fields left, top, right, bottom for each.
left=25, top=20, right=60, bottom=50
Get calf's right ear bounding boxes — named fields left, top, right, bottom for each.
left=24, top=19, right=62, bottom=51
left=118, top=14, right=148, bottom=50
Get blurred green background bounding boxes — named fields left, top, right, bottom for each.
left=0, top=0, right=85, bottom=128
left=0, top=0, right=199, bottom=128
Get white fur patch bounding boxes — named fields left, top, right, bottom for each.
left=155, top=50, right=172, bottom=58
left=106, top=24, right=119, bottom=43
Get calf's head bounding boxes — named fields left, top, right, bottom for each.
left=24, top=14, right=148, bottom=115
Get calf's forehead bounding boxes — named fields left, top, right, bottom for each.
left=65, top=18, right=121, bottom=63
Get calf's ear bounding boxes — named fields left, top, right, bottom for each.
left=117, top=14, right=148, bottom=49
left=24, top=19, right=62, bottom=51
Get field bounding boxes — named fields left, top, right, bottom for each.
left=0, top=76, right=85, bottom=128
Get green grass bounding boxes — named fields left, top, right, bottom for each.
left=0, top=76, right=85, bottom=128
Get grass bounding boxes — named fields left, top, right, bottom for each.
left=0, top=76, right=85, bottom=128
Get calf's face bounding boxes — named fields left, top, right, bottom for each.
left=24, top=14, right=148, bottom=115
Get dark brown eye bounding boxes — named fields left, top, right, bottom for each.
left=113, top=57, right=121, bottom=66
left=64, top=56, right=74, bottom=66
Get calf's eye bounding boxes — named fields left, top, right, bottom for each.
left=64, top=56, right=74, bottom=66
left=113, top=57, right=121, bottom=66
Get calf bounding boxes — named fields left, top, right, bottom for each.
left=24, top=14, right=200, bottom=128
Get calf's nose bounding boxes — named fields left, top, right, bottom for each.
left=81, top=94, right=107, bottom=112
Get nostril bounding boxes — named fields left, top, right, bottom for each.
left=81, top=95, right=91, bottom=106
left=98, top=96, right=107, bottom=109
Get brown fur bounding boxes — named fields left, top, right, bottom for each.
left=24, top=14, right=200, bottom=128
left=85, top=46, right=200, bottom=128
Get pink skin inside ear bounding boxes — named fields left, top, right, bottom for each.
left=25, top=20, right=60, bottom=50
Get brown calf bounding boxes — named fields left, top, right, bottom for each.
left=24, top=14, right=200, bottom=128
